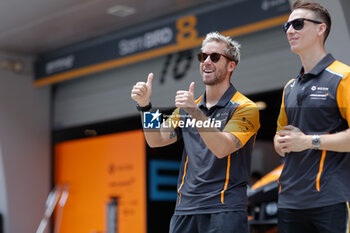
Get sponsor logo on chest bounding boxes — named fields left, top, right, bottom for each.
left=309, top=86, right=329, bottom=100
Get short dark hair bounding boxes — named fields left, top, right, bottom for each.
left=292, top=0, right=332, bottom=43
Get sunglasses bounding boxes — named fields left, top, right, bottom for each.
left=197, top=52, right=232, bottom=63
left=283, top=18, right=323, bottom=33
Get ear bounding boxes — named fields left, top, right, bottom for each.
left=318, top=23, right=327, bottom=36
left=227, top=61, right=236, bottom=73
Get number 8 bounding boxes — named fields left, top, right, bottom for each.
left=176, top=15, right=198, bottom=44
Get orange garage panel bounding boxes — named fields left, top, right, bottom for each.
left=54, top=130, right=146, bottom=233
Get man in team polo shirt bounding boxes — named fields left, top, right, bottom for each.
left=274, top=1, right=350, bottom=232
left=131, top=32, right=260, bottom=233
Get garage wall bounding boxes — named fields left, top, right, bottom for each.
left=339, top=0, right=350, bottom=33
left=320, top=0, right=350, bottom=63
left=0, top=52, right=51, bottom=233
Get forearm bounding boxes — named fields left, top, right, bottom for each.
left=318, top=129, right=350, bottom=152
left=141, top=112, right=177, bottom=148
left=143, top=131, right=175, bottom=148
left=276, top=127, right=350, bottom=154
left=188, top=108, right=241, bottom=158
left=199, top=130, right=241, bottom=158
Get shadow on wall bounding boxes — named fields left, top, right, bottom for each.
left=0, top=148, right=7, bottom=233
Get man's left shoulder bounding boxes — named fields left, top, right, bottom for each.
left=326, top=60, right=350, bottom=79
left=230, top=91, right=257, bottom=108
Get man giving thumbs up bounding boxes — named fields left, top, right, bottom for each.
left=131, top=31, right=260, bottom=233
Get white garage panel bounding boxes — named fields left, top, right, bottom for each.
left=53, top=26, right=300, bottom=129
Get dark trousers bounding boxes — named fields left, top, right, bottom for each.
left=278, top=202, right=349, bottom=233
left=169, top=211, right=248, bottom=233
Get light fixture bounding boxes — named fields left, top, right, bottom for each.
left=0, top=60, right=23, bottom=73
left=107, top=5, right=136, bottom=17
left=255, top=101, right=267, bottom=111
left=265, top=202, right=278, bottom=216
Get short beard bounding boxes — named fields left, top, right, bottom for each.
left=202, top=70, right=227, bottom=85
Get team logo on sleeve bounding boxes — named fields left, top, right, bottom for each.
left=143, top=110, right=162, bottom=129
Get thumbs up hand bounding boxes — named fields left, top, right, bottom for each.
left=188, top=82, right=195, bottom=96
left=175, top=82, right=197, bottom=113
left=131, top=73, right=153, bottom=106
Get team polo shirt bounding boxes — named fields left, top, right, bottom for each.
left=167, top=84, right=260, bottom=215
left=277, top=54, right=350, bottom=209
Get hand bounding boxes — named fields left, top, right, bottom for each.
left=175, top=82, right=198, bottom=113
left=275, top=125, right=312, bottom=153
left=131, top=73, right=153, bottom=106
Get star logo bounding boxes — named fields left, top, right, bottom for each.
left=143, top=110, right=161, bottom=129
left=150, top=110, right=162, bottom=122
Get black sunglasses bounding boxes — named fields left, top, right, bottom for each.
left=283, top=18, right=323, bottom=33
left=197, top=52, right=232, bottom=63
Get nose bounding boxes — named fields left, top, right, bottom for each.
left=203, top=55, right=212, bottom=63
left=286, top=23, right=295, bottom=35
